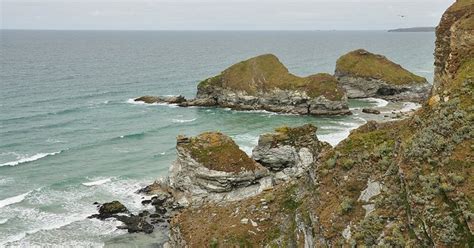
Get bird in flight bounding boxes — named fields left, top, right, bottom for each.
left=398, top=15, right=406, bottom=18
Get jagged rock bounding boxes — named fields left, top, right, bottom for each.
left=362, top=108, right=381, bottom=114
left=135, top=95, right=186, bottom=104
left=335, top=49, right=431, bottom=102
left=116, top=215, right=154, bottom=234
left=252, top=124, right=330, bottom=182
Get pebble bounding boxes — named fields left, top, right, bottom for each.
left=241, top=218, right=249, bottom=224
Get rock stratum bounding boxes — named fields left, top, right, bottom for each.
left=166, top=1, right=473, bottom=247
left=136, top=54, right=351, bottom=115
left=335, top=49, right=431, bottom=102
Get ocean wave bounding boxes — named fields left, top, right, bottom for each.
left=0, top=218, right=8, bottom=224
left=0, top=151, right=62, bottom=167
left=172, top=118, right=197, bottom=123
left=0, top=191, right=32, bottom=208
left=118, top=132, right=146, bottom=140
left=363, top=98, right=389, bottom=107
left=82, top=178, right=112, bottom=187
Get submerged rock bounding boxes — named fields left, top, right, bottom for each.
left=335, top=49, right=431, bottom=102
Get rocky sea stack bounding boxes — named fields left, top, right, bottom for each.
left=335, top=49, right=431, bottom=102
left=135, top=54, right=351, bottom=115
left=194, top=54, right=350, bottom=115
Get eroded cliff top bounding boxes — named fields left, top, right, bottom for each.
left=335, top=49, right=428, bottom=85
left=198, top=54, right=346, bottom=101
left=178, top=132, right=260, bottom=173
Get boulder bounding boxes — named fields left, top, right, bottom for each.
left=98, top=201, right=128, bottom=217
left=362, top=108, right=381, bottom=114
left=335, top=49, right=431, bottom=102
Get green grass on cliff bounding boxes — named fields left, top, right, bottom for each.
left=198, top=54, right=345, bottom=101
left=183, top=132, right=259, bottom=173
left=335, top=49, right=427, bottom=85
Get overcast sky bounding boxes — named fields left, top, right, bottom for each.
left=1, top=0, right=455, bottom=30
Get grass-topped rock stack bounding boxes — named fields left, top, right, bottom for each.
left=167, top=132, right=272, bottom=204
left=194, top=54, right=350, bottom=115
left=335, top=49, right=431, bottom=102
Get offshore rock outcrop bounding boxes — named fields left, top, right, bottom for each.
left=135, top=54, right=351, bottom=115
left=335, top=49, right=431, bottom=102
left=168, top=1, right=474, bottom=247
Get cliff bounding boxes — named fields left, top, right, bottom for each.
left=168, top=1, right=474, bottom=246
left=335, top=49, right=431, bottom=101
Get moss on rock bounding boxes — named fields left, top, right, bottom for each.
left=180, top=132, right=259, bottom=173
left=335, top=49, right=427, bottom=85
left=198, top=54, right=346, bottom=101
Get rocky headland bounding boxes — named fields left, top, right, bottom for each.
left=335, top=49, right=431, bottom=102
left=92, top=1, right=473, bottom=246
left=136, top=54, right=351, bottom=115
left=165, top=1, right=473, bottom=246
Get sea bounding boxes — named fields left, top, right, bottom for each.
left=0, top=30, right=435, bottom=247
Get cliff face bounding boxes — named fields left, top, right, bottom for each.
left=195, top=54, right=350, bottom=115
left=169, top=1, right=474, bottom=247
left=335, top=49, right=431, bottom=101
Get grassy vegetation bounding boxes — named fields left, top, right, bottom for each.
left=198, top=54, right=345, bottom=100
left=183, top=132, right=258, bottom=173
left=336, top=49, right=427, bottom=85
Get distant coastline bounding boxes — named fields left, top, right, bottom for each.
left=388, top=27, right=435, bottom=32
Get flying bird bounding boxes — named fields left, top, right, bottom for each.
left=398, top=15, right=406, bottom=18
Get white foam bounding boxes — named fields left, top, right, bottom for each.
left=127, top=98, right=146, bottom=105
left=0, top=191, right=31, bottom=208
left=318, top=119, right=367, bottom=146
left=399, top=102, right=421, bottom=113
left=364, top=98, right=389, bottom=107
left=0, top=151, right=61, bottom=167
left=172, top=118, right=196, bottom=123
left=0, top=218, right=8, bottom=224
left=82, top=178, right=112, bottom=187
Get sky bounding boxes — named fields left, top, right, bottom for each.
left=1, top=0, right=456, bottom=30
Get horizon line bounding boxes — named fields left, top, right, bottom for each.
left=1, top=28, right=428, bottom=32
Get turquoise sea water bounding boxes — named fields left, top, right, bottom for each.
left=0, top=30, right=435, bottom=246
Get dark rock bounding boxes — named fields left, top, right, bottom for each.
left=138, top=210, right=150, bottom=217
left=151, top=192, right=171, bottom=206
left=362, top=108, right=381, bottom=114
left=141, top=199, right=152, bottom=205
left=98, top=201, right=128, bottom=216
left=115, top=215, right=154, bottom=234
left=155, top=206, right=167, bottom=215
